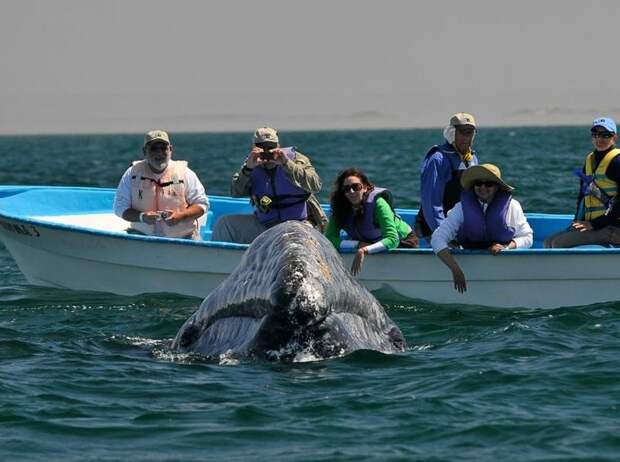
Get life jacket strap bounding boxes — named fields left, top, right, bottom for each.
left=131, top=175, right=185, bottom=188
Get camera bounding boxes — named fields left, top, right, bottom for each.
left=260, top=150, right=275, bottom=161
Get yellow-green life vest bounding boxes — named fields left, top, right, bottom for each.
left=584, top=148, right=620, bottom=220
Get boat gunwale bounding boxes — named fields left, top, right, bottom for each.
left=0, top=185, right=619, bottom=255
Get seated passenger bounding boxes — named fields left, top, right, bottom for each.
left=113, top=129, right=208, bottom=239
left=212, top=127, right=327, bottom=243
left=415, top=112, right=480, bottom=242
left=431, top=164, right=533, bottom=292
left=325, top=168, right=418, bottom=276
left=545, top=117, right=620, bottom=248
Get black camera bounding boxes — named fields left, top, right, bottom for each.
left=260, top=150, right=275, bottom=160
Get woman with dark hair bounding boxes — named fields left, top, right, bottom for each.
left=325, top=168, right=418, bottom=275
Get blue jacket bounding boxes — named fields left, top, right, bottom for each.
left=418, top=142, right=478, bottom=234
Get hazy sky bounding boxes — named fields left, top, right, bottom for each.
left=2, top=0, right=619, bottom=135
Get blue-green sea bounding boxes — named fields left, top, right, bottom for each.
left=1, top=127, right=619, bottom=461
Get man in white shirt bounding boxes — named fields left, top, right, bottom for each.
left=430, top=164, right=533, bottom=292
left=114, top=130, right=209, bottom=239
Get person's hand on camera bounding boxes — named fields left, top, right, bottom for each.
left=162, top=209, right=182, bottom=225
left=245, top=148, right=263, bottom=169
left=270, top=148, right=286, bottom=165
left=140, top=211, right=162, bottom=225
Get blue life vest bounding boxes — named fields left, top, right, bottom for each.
left=343, top=187, right=393, bottom=243
left=250, top=147, right=310, bottom=226
left=457, top=190, right=515, bottom=249
left=416, top=142, right=479, bottom=236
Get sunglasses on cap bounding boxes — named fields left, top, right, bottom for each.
left=591, top=131, right=614, bottom=139
left=473, top=180, right=497, bottom=188
left=342, top=183, right=364, bottom=193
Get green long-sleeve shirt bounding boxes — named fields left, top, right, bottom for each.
left=325, top=197, right=412, bottom=251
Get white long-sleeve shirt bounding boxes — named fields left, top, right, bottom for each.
left=431, top=198, right=533, bottom=253
left=113, top=164, right=209, bottom=217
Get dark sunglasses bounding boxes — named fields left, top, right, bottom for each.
left=342, top=183, right=364, bottom=193
left=255, top=142, right=278, bottom=151
left=473, top=180, right=497, bottom=188
left=146, top=142, right=170, bottom=153
left=591, top=132, right=614, bottom=139
left=456, top=126, right=476, bottom=135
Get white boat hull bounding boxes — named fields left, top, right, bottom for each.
left=1, top=214, right=618, bottom=308
left=0, top=186, right=618, bottom=309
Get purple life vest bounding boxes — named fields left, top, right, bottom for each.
left=250, top=147, right=310, bottom=226
left=343, top=187, right=392, bottom=243
left=457, top=190, right=515, bottom=249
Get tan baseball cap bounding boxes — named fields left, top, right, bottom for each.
left=461, top=164, right=514, bottom=192
left=144, top=129, right=170, bottom=148
left=253, top=127, right=279, bottom=144
left=449, top=112, right=476, bottom=128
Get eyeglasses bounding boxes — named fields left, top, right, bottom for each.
left=591, top=132, right=614, bottom=139
left=473, top=180, right=497, bottom=188
left=147, top=142, right=169, bottom=152
left=342, top=183, right=364, bottom=193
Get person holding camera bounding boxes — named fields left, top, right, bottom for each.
left=114, top=129, right=208, bottom=239
left=212, top=126, right=327, bottom=243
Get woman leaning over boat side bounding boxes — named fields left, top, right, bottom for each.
left=325, top=168, right=418, bottom=276
left=431, top=164, right=533, bottom=293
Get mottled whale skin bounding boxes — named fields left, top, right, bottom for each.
left=172, top=221, right=405, bottom=360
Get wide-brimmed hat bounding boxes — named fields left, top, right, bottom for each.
left=460, top=163, right=514, bottom=192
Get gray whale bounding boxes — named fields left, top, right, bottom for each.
left=172, top=221, right=405, bottom=360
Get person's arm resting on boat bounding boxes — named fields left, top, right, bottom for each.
left=503, top=199, right=533, bottom=250
left=350, top=198, right=404, bottom=275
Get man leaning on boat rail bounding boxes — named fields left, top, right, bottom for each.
left=113, top=130, right=209, bottom=240
left=212, top=126, right=328, bottom=244
left=545, top=117, right=620, bottom=248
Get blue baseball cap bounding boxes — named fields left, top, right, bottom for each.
left=591, top=117, right=617, bottom=134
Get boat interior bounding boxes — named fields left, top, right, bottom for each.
left=0, top=185, right=591, bottom=249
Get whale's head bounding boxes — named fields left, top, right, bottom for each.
left=172, top=221, right=406, bottom=361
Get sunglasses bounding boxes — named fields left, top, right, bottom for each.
left=456, top=126, right=476, bottom=135
left=473, top=180, right=497, bottom=188
left=591, top=132, right=614, bottom=139
left=146, top=142, right=170, bottom=152
left=256, top=142, right=278, bottom=151
left=342, top=183, right=364, bottom=193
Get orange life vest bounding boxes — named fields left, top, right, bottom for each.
left=129, top=160, right=198, bottom=238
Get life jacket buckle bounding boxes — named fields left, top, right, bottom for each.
left=259, top=195, right=272, bottom=212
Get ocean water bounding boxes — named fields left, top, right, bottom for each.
left=1, top=127, right=619, bottom=461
